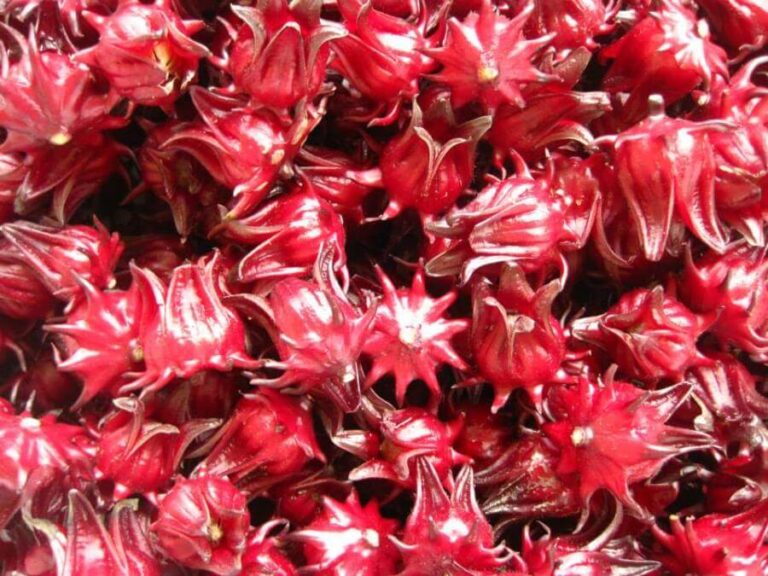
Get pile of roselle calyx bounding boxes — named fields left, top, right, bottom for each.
left=2, top=0, right=768, bottom=573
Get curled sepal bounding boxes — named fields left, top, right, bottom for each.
left=542, top=375, right=715, bottom=518
left=363, top=266, right=468, bottom=408
left=125, top=252, right=260, bottom=393
left=162, top=88, right=317, bottom=219
left=652, top=499, right=768, bottom=576
left=679, top=243, right=768, bottom=361
left=0, top=24, right=126, bottom=152
left=0, top=220, right=123, bottom=304
left=294, top=491, right=400, bottom=575
left=571, top=286, right=713, bottom=381
left=471, top=266, right=565, bottom=411
left=218, top=1, right=345, bottom=108
left=477, top=434, right=580, bottom=521
left=242, top=519, right=297, bottom=575
left=393, top=459, right=513, bottom=575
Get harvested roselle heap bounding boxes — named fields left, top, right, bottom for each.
left=4, top=0, right=768, bottom=573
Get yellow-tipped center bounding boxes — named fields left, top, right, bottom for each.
left=477, top=65, right=500, bottom=83
left=153, top=42, right=174, bottom=72
left=50, top=131, right=72, bottom=146
left=571, top=426, right=594, bottom=447
left=208, top=522, right=224, bottom=544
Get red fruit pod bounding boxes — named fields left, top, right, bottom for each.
left=471, top=266, right=565, bottom=411
left=96, top=397, right=219, bottom=498
left=0, top=24, right=125, bottom=152
left=0, top=409, right=92, bottom=529
left=524, top=0, right=613, bottom=58
left=152, top=475, right=250, bottom=575
left=126, top=252, right=260, bottom=393
left=161, top=88, right=314, bottom=219
left=487, top=90, right=611, bottom=162
left=452, top=400, right=514, bottom=467
left=14, top=133, right=131, bottom=223
left=600, top=0, right=728, bottom=123
left=78, top=0, right=209, bottom=107
left=196, top=388, right=325, bottom=493
left=0, top=220, right=123, bottom=304
left=222, top=188, right=347, bottom=285
left=218, top=0, right=344, bottom=108
left=652, top=499, right=768, bottom=575
left=393, top=459, right=512, bottom=575
left=46, top=278, right=143, bottom=408
left=28, top=491, right=162, bottom=576
left=379, top=96, right=491, bottom=218
left=363, top=266, right=468, bottom=408
left=294, top=491, right=400, bottom=575
left=0, top=255, right=55, bottom=320
left=599, top=100, right=730, bottom=262
left=542, top=374, right=714, bottom=517
left=250, top=271, right=374, bottom=413
left=348, top=403, right=470, bottom=488
left=695, top=0, right=768, bottom=52
left=330, top=0, right=434, bottom=111
left=136, top=120, right=228, bottom=238
left=686, top=353, right=768, bottom=450
left=571, top=286, right=713, bottom=381
left=679, top=243, right=768, bottom=361
left=426, top=165, right=573, bottom=282
left=426, top=0, right=553, bottom=111
left=477, top=433, right=580, bottom=521
left=295, top=146, right=383, bottom=222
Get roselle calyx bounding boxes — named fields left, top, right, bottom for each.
left=0, top=220, right=123, bottom=304
left=598, top=97, right=731, bottom=261
left=125, top=252, right=260, bottom=393
left=96, top=397, right=218, bottom=498
left=393, top=459, right=512, bottom=575
left=46, top=277, right=143, bottom=408
left=427, top=0, right=553, bottom=111
left=223, top=188, right=347, bottom=285
left=472, top=265, right=565, bottom=411
left=571, top=286, right=713, bottom=382
left=363, top=266, right=468, bottom=408
left=348, top=399, right=470, bottom=488
left=248, top=262, right=373, bottom=413
left=379, top=95, right=491, bottom=218
left=78, top=0, right=209, bottom=107
left=214, top=0, right=344, bottom=108
left=652, top=499, right=768, bottom=575
left=542, top=374, right=714, bottom=516
left=294, top=491, right=399, bottom=575
left=679, top=243, right=768, bottom=361
left=152, top=475, right=249, bottom=575
left=196, top=388, right=324, bottom=494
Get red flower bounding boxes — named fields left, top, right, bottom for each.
left=543, top=375, right=713, bottom=515
left=152, top=475, right=249, bottom=575
left=426, top=0, right=552, bottom=111
left=472, top=266, right=565, bottom=411
left=79, top=0, right=209, bottom=107
left=363, top=266, right=468, bottom=407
